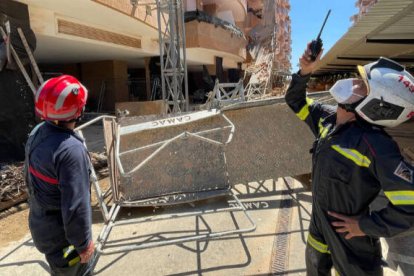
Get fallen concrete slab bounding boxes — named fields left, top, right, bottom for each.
left=222, top=98, right=315, bottom=185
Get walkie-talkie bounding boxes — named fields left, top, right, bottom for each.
left=310, top=9, right=331, bottom=61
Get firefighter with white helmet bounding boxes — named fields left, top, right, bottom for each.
left=24, top=75, right=94, bottom=275
left=285, top=44, right=414, bottom=275
left=329, top=57, right=414, bottom=127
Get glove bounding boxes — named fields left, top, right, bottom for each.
left=79, top=240, right=95, bottom=263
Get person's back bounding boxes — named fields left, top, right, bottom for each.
left=29, top=122, right=83, bottom=207
left=25, top=75, right=94, bottom=275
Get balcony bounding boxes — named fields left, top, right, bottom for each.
left=185, top=11, right=247, bottom=68
left=92, top=0, right=159, bottom=30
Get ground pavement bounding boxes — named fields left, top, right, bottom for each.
left=0, top=178, right=401, bottom=275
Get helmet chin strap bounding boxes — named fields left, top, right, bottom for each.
left=338, top=98, right=385, bottom=128
left=76, top=107, right=86, bottom=123
left=337, top=98, right=365, bottom=113
left=58, top=107, right=85, bottom=124
left=72, top=107, right=86, bottom=123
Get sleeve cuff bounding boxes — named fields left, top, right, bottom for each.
left=292, top=72, right=311, bottom=83
left=358, top=213, right=385, bottom=238
left=296, top=70, right=311, bottom=78
left=76, top=238, right=92, bottom=254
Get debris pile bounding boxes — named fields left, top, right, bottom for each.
left=90, top=152, right=109, bottom=179
left=350, top=0, right=378, bottom=24
left=0, top=162, right=27, bottom=212
left=184, top=10, right=245, bottom=38
left=244, top=0, right=291, bottom=99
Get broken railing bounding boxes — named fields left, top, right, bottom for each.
left=204, top=79, right=245, bottom=109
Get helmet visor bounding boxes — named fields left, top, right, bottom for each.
left=358, top=65, right=371, bottom=94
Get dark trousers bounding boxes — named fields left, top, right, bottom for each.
left=28, top=200, right=93, bottom=276
left=306, top=206, right=383, bottom=276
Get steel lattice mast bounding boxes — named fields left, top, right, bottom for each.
left=156, top=0, right=189, bottom=113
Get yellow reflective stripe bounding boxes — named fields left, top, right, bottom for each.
left=331, top=145, right=371, bottom=168
left=318, top=119, right=323, bottom=133
left=318, top=118, right=329, bottom=138
left=384, top=191, right=414, bottom=205
left=68, top=256, right=80, bottom=267
left=63, top=245, right=75, bottom=259
left=307, top=233, right=331, bottom=254
left=63, top=245, right=80, bottom=267
left=296, top=97, right=314, bottom=121
left=321, top=128, right=329, bottom=138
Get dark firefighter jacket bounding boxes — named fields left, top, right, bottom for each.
left=285, top=72, right=414, bottom=238
left=24, top=121, right=92, bottom=257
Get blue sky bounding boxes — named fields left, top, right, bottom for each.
left=290, top=0, right=358, bottom=72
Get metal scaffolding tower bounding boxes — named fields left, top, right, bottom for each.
left=156, top=0, right=189, bottom=113
left=244, top=0, right=291, bottom=100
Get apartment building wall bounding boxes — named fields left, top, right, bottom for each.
left=184, top=0, right=248, bottom=84
left=81, top=60, right=129, bottom=111
left=92, top=0, right=159, bottom=29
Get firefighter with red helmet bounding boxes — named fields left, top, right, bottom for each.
left=285, top=44, right=414, bottom=275
left=24, top=75, right=94, bottom=275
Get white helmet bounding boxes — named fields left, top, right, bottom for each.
left=355, top=57, right=414, bottom=128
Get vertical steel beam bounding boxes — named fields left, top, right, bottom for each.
left=156, top=0, right=189, bottom=113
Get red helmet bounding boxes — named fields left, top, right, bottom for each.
left=35, top=75, right=88, bottom=121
